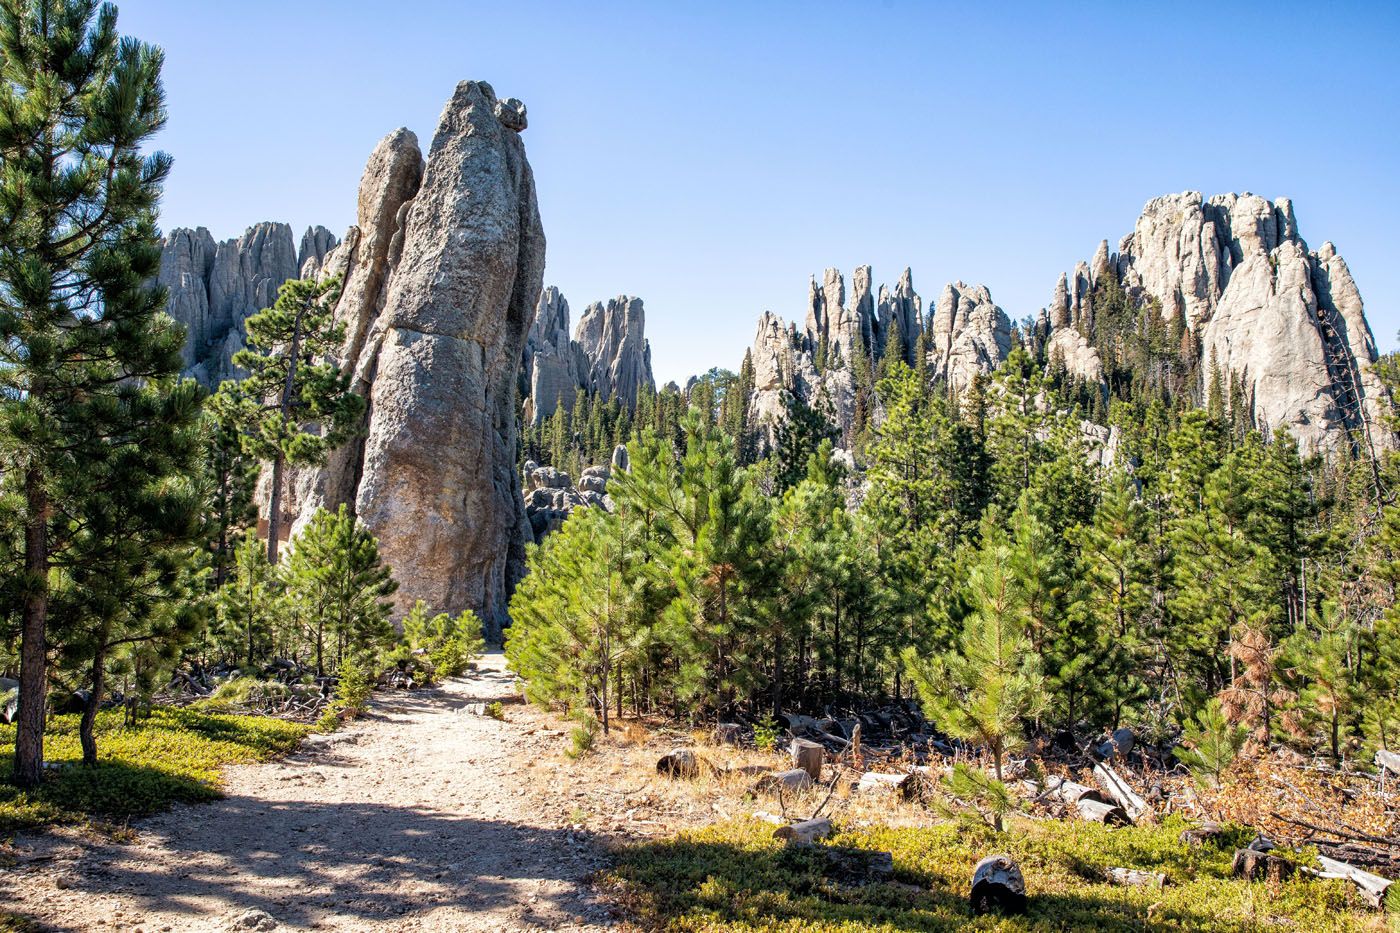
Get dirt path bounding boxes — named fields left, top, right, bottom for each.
left=0, top=654, right=614, bottom=932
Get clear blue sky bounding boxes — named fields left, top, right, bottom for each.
left=118, top=0, right=1400, bottom=385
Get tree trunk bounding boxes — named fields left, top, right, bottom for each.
left=80, top=640, right=108, bottom=767
left=14, top=467, right=50, bottom=788
left=266, top=300, right=306, bottom=565
left=266, top=452, right=286, bottom=565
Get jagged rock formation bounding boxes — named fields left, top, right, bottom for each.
left=298, top=225, right=338, bottom=278
left=521, top=286, right=588, bottom=423
left=1044, top=325, right=1104, bottom=384
left=244, top=82, right=542, bottom=637
left=519, top=290, right=655, bottom=423
left=930, top=282, right=1012, bottom=396
left=351, top=81, right=544, bottom=636
left=748, top=311, right=819, bottom=436
left=575, top=296, right=654, bottom=408
left=877, top=268, right=921, bottom=363
left=159, top=222, right=309, bottom=386
left=277, top=127, right=425, bottom=542
left=1049, top=191, right=1390, bottom=452
left=751, top=266, right=926, bottom=440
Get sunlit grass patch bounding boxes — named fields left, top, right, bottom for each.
left=0, top=706, right=310, bottom=832
left=610, top=814, right=1375, bottom=931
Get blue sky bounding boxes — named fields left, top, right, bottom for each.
left=119, top=0, right=1400, bottom=385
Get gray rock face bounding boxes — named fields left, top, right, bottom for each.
left=352, top=80, right=545, bottom=637
left=748, top=310, right=820, bottom=441
left=747, top=266, right=925, bottom=441
left=876, top=268, right=921, bottom=364
left=159, top=222, right=304, bottom=387
left=277, top=127, right=426, bottom=542
left=929, top=282, right=1011, bottom=396
left=521, top=286, right=589, bottom=423
left=1052, top=190, right=1392, bottom=452
left=522, top=458, right=614, bottom=539
left=298, top=225, right=338, bottom=279
left=575, top=295, right=655, bottom=408
left=520, top=289, right=656, bottom=423
left=1045, top=325, right=1104, bottom=384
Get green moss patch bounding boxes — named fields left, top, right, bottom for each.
left=0, top=707, right=310, bottom=832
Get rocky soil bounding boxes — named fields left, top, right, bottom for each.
left=0, top=655, right=614, bottom=932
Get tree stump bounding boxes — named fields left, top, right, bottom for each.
left=790, top=738, right=824, bottom=781
left=970, top=854, right=1027, bottom=915
left=657, top=748, right=706, bottom=779
left=1179, top=821, right=1224, bottom=847
left=713, top=723, right=743, bottom=746
left=1232, top=848, right=1296, bottom=884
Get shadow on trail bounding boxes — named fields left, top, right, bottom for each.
left=63, top=798, right=600, bottom=929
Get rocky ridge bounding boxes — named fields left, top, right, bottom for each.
left=159, top=222, right=336, bottom=386
left=745, top=192, right=1390, bottom=455
left=1045, top=191, right=1389, bottom=452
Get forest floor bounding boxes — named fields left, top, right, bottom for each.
left=0, top=654, right=619, bottom=932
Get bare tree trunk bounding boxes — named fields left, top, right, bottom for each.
left=80, top=640, right=109, bottom=767
left=265, top=299, right=306, bottom=565
left=15, top=467, right=50, bottom=788
left=266, top=452, right=286, bottom=565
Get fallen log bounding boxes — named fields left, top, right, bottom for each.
left=774, top=817, right=833, bottom=845
left=1375, top=749, right=1400, bottom=777
left=970, top=854, right=1027, bottom=915
left=1093, top=762, right=1149, bottom=823
left=822, top=847, right=894, bottom=887
left=757, top=768, right=814, bottom=793
left=1038, top=776, right=1108, bottom=806
left=1105, top=867, right=1165, bottom=888
left=790, top=738, right=824, bottom=781
left=857, top=771, right=920, bottom=798
left=1076, top=798, right=1130, bottom=826
left=1232, top=848, right=1296, bottom=884
left=1317, top=855, right=1394, bottom=909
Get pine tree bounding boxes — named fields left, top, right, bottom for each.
left=0, top=0, right=180, bottom=786
left=664, top=411, right=776, bottom=716
left=1075, top=470, right=1152, bottom=729
left=213, top=534, right=279, bottom=668
left=507, top=503, right=644, bottom=731
left=904, top=519, right=1047, bottom=817
left=201, top=405, right=258, bottom=587
left=1279, top=602, right=1360, bottom=761
left=282, top=504, right=397, bottom=674
left=215, top=276, right=363, bottom=563
left=52, top=378, right=207, bottom=764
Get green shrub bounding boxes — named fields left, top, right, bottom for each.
left=753, top=716, right=780, bottom=751
left=336, top=657, right=372, bottom=711
left=567, top=713, right=597, bottom=759
left=401, top=600, right=484, bottom=681
left=485, top=701, right=505, bottom=721
left=1175, top=698, right=1248, bottom=789
left=0, top=707, right=309, bottom=832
